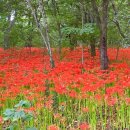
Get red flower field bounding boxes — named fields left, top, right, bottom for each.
left=0, top=47, right=130, bottom=130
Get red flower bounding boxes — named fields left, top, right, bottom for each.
left=69, top=90, right=77, bottom=98
left=107, top=98, right=117, bottom=106
left=0, top=78, right=2, bottom=84
left=125, top=98, right=130, bottom=105
left=0, top=116, right=3, bottom=124
left=79, top=122, right=89, bottom=130
left=48, top=124, right=59, bottom=130
left=55, top=85, right=67, bottom=95
left=82, top=107, right=89, bottom=113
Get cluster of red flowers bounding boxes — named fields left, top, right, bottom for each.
left=0, top=47, right=130, bottom=111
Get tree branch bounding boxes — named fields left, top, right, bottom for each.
left=91, top=0, right=101, bottom=29
left=111, top=0, right=126, bottom=39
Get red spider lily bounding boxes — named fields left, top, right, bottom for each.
left=125, top=98, right=130, bottom=105
left=0, top=104, right=4, bottom=108
left=0, top=78, right=2, bottom=84
left=55, top=85, right=67, bottom=95
left=0, top=116, right=3, bottom=124
left=106, top=86, right=124, bottom=97
left=53, top=113, right=62, bottom=119
left=107, top=98, right=118, bottom=106
left=28, top=107, right=36, bottom=112
left=95, top=94, right=102, bottom=101
left=34, top=86, right=46, bottom=93
left=82, top=107, right=89, bottom=113
left=44, top=99, right=53, bottom=109
left=79, top=122, right=90, bottom=130
left=26, top=96, right=34, bottom=101
left=36, top=103, right=43, bottom=109
left=68, top=90, right=77, bottom=98
left=47, top=124, right=60, bottom=130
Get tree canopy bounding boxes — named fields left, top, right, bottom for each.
left=0, top=0, right=129, bottom=69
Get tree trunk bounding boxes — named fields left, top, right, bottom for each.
left=3, top=11, right=16, bottom=50
left=69, top=35, right=77, bottom=51
left=100, top=0, right=109, bottom=70
left=100, top=34, right=108, bottom=69
left=4, top=33, right=10, bottom=50
left=51, top=0, right=62, bottom=55
left=111, top=1, right=126, bottom=39
left=26, top=0, right=55, bottom=68
left=90, top=42, right=96, bottom=57
left=39, top=0, right=55, bottom=68
left=57, top=23, right=62, bottom=55
left=91, top=0, right=109, bottom=70
left=116, top=46, right=120, bottom=60
left=25, top=13, right=33, bottom=54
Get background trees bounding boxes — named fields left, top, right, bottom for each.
left=0, top=0, right=129, bottom=69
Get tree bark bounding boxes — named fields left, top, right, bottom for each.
left=38, top=0, right=55, bottom=68
left=111, top=0, right=126, bottom=39
left=69, top=35, right=77, bottom=51
left=85, top=9, right=96, bottom=57
left=51, top=0, right=62, bottom=55
left=100, top=34, right=108, bottom=69
left=91, top=0, right=109, bottom=70
left=100, top=0, right=109, bottom=70
left=3, top=11, right=16, bottom=50
left=90, top=42, right=96, bottom=57
left=57, top=23, right=62, bottom=55
left=116, top=46, right=120, bottom=60
left=26, top=0, right=55, bottom=68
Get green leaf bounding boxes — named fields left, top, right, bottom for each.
left=23, top=112, right=33, bottom=121
left=3, top=109, right=15, bottom=116
left=12, top=110, right=26, bottom=121
left=14, top=100, right=31, bottom=108
left=3, top=109, right=15, bottom=121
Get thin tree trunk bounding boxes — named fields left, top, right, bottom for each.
left=26, top=0, right=55, bottom=68
left=4, top=33, right=10, bottom=50
left=84, top=5, right=96, bottom=57
left=80, top=1, right=84, bottom=64
left=26, top=13, right=33, bottom=54
left=3, top=11, right=16, bottom=50
left=69, top=35, right=77, bottom=51
left=81, top=44, right=84, bottom=64
left=38, top=0, right=55, bottom=68
left=51, top=0, right=62, bottom=55
left=90, top=42, right=96, bottom=57
left=116, top=46, right=120, bottom=60
left=111, top=0, right=126, bottom=39
left=57, top=23, right=62, bottom=55
left=42, top=7, right=54, bottom=67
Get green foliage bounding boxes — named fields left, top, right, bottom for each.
left=61, top=23, right=99, bottom=45
left=3, top=108, right=33, bottom=122
left=3, top=100, right=35, bottom=130
left=61, top=24, right=95, bottom=35
left=14, top=100, right=31, bottom=108
left=0, top=0, right=129, bottom=48
left=3, top=109, right=15, bottom=121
